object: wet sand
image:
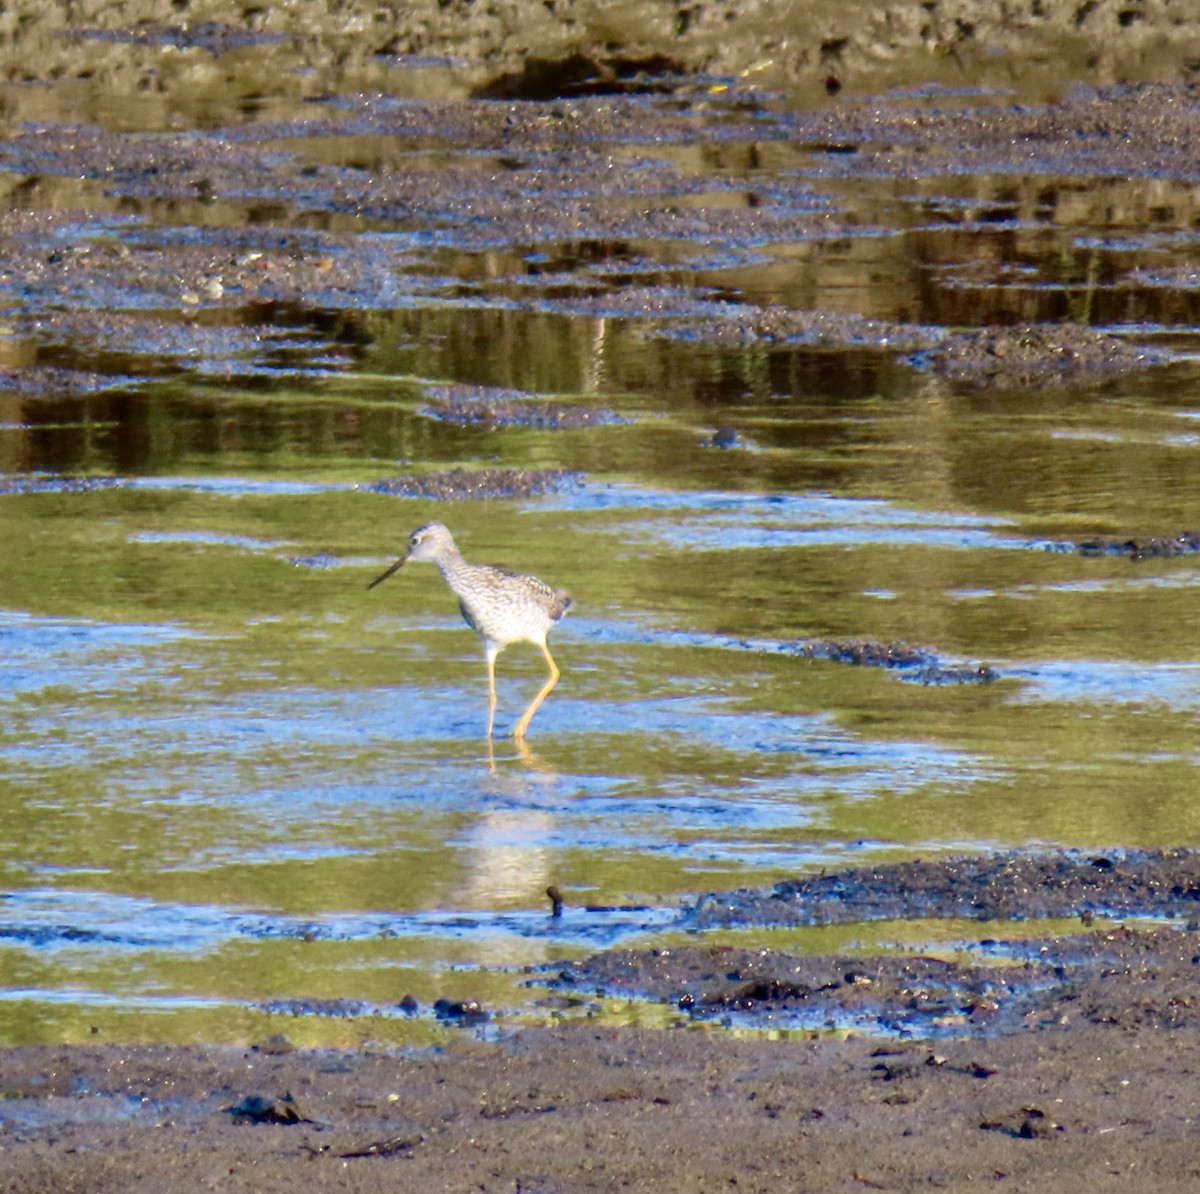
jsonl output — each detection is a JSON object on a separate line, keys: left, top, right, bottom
{"left": 1, "top": 938, "right": 1198, "bottom": 1192}
{"left": 6, "top": 850, "right": 1200, "bottom": 1191}
{"left": 3, "top": 1019, "right": 1199, "bottom": 1192}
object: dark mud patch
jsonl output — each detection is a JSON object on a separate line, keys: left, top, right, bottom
{"left": 0, "top": 473, "right": 122, "bottom": 495}
{"left": 787, "top": 83, "right": 1200, "bottom": 182}
{"left": 652, "top": 303, "right": 940, "bottom": 350}
{"left": 18, "top": 310, "right": 340, "bottom": 378}
{"left": 790, "top": 638, "right": 997, "bottom": 684}
{"left": 0, "top": 366, "right": 128, "bottom": 395}
{"left": 256, "top": 998, "right": 372, "bottom": 1020}
{"left": 906, "top": 323, "right": 1169, "bottom": 389}
{"left": 1036, "top": 529, "right": 1200, "bottom": 559}
{"left": 419, "top": 382, "right": 628, "bottom": 428}
{"left": 0, "top": 214, "right": 434, "bottom": 316}
{"left": 0, "top": 118, "right": 848, "bottom": 253}
{"left": 361, "top": 466, "right": 584, "bottom": 500}
{"left": 685, "top": 848, "right": 1200, "bottom": 930}
{"left": 546, "top": 849, "right": 1200, "bottom": 1039}
{"left": 546, "top": 922, "right": 1200, "bottom": 1038}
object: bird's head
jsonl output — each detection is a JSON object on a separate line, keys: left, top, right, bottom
{"left": 367, "top": 523, "right": 455, "bottom": 589}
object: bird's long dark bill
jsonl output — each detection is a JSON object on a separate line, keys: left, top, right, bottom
{"left": 366, "top": 556, "right": 407, "bottom": 590}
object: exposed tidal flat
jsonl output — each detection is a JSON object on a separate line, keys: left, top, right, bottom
{"left": 1, "top": 1, "right": 1200, "bottom": 1188}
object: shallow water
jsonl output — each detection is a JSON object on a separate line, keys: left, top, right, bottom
{"left": 0, "top": 54, "right": 1199, "bottom": 1044}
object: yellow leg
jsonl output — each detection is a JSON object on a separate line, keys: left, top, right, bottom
{"left": 513, "top": 643, "right": 560, "bottom": 740}
{"left": 485, "top": 646, "right": 498, "bottom": 739}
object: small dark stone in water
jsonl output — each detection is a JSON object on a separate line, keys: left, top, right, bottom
{"left": 433, "top": 998, "right": 489, "bottom": 1024}
{"left": 398, "top": 993, "right": 419, "bottom": 1015}
{"left": 705, "top": 425, "right": 740, "bottom": 449}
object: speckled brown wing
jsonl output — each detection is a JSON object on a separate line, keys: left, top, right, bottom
{"left": 453, "top": 563, "right": 570, "bottom": 645}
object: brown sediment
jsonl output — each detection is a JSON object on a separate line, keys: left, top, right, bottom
{"left": 652, "top": 303, "right": 941, "bottom": 350}
{"left": 906, "top": 323, "right": 1170, "bottom": 389}
{"left": 360, "top": 466, "right": 584, "bottom": 499}
{"left": 420, "top": 382, "right": 628, "bottom": 428}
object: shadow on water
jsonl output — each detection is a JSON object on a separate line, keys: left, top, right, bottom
{"left": 0, "top": 39, "right": 1199, "bottom": 1042}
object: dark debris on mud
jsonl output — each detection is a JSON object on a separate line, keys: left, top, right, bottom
{"left": 361, "top": 466, "right": 584, "bottom": 500}
{"left": 905, "top": 323, "right": 1169, "bottom": 389}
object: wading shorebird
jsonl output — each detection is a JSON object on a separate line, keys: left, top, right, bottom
{"left": 367, "top": 523, "right": 571, "bottom": 739}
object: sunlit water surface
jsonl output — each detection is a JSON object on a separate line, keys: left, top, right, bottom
{"left": 0, "top": 58, "right": 1199, "bottom": 1044}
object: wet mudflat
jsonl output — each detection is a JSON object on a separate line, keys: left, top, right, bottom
{"left": 7, "top": 854, "right": 1200, "bottom": 1192}
{"left": 3, "top": 1009, "right": 1200, "bottom": 1193}
{"left": 555, "top": 848, "right": 1200, "bottom": 1037}
{"left": 2, "top": 0, "right": 1200, "bottom": 1187}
